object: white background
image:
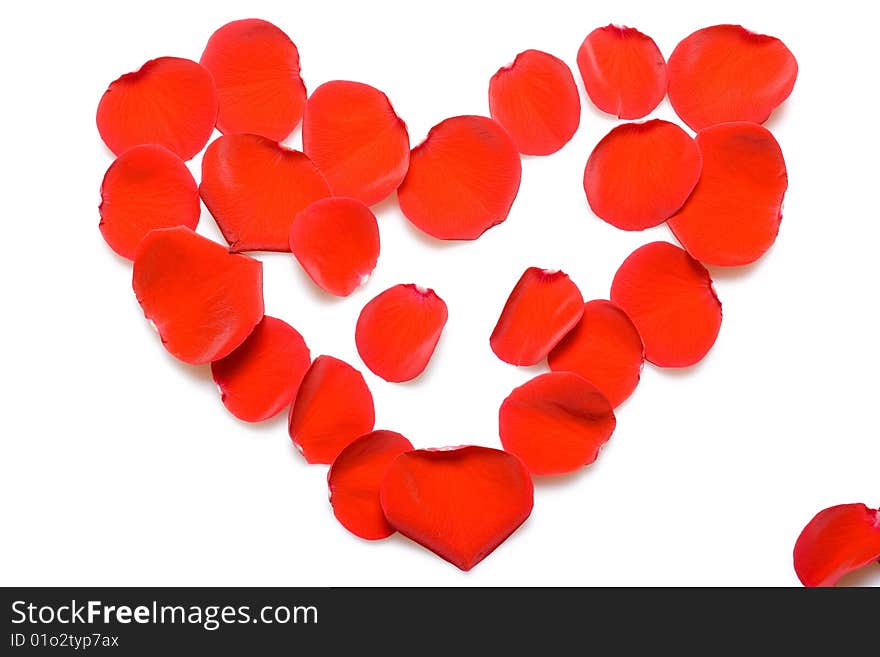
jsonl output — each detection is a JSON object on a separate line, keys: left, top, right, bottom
{"left": 1, "top": 0, "right": 878, "bottom": 587}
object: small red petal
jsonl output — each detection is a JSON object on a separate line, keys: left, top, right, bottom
{"left": 380, "top": 446, "right": 534, "bottom": 571}
{"left": 397, "top": 115, "right": 522, "bottom": 240}
{"left": 548, "top": 300, "right": 645, "bottom": 407}
{"left": 668, "top": 25, "right": 798, "bottom": 131}
{"left": 490, "top": 268, "right": 584, "bottom": 366}
{"left": 303, "top": 81, "right": 410, "bottom": 206}
{"left": 99, "top": 144, "right": 200, "bottom": 259}
{"left": 200, "top": 19, "right": 306, "bottom": 142}
{"left": 668, "top": 122, "right": 788, "bottom": 266}
{"left": 488, "top": 49, "right": 581, "bottom": 156}
{"left": 328, "top": 430, "right": 414, "bottom": 540}
{"left": 794, "top": 503, "right": 880, "bottom": 587}
{"left": 200, "top": 134, "right": 330, "bottom": 252}
{"left": 132, "top": 227, "right": 264, "bottom": 365}
{"left": 96, "top": 57, "right": 218, "bottom": 161}
{"left": 211, "top": 316, "right": 311, "bottom": 422}
{"left": 288, "top": 355, "right": 375, "bottom": 464}
{"left": 584, "top": 120, "right": 702, "bottom": 231}
{"left": 355, "top": 284, "right": 448, "bottom": 383}
{"left": 576, "top": 25, "right": 667, "bottom": 120}
{"left": 610, "top": 242, "right": 721, "bottom": 368}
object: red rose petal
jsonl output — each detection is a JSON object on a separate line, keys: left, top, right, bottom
{"left": 380, "top": 446, "right": 534, "bottom": 571}
{"left": 210, "top": 316, "right": 311, "bottom": 422}
{"left": 288, "top": 355, "right": 375, "bottom": 464}
{"left": 584, "top": 120, "right": 702, "bottom": 231}
{"left": 355, "top": 284, "right": 448, "bottom": 383}
{"left": 132, "top": 227, "right": 264, "bottom": 365}
{"left": 99, "top": 144, "right": 200, "bottom": 260}
{"left": 328, "top": 430, "right": 414, "bottom": 540}
{"left": 499, "top": 372, "right": 616, "bottom": 475}
{"left": 488, "top": 49, "right": 581, "bottom": 156}
{"left": 96, "top": 57, "right": 218, "bottom": 161}
{"left": 548, "top": 300, "right": 645, "bottom": 408}
{"left": 490, "top": 268, "right": 584, "bottom": 366}
{"left": 200, "top": 18, "right": 306, "bottom": 142}
{"left": 303, "top": 81, "right": 410, "bottom": 206}
{"left": 668, "top": 24, "right": 798, "bottom": 131}
{"left": 610, "top": 242, "right": 721, "bottom": 368}
{"left": 200, "top": 134, "right": 330, "bottom": 252}
{"left": 398, "top": 115, "right": 522, "bottom": 240}
{"left": 668, "top": 122, "right": 788, "bottom": 266}
{"left": 576, "top": 25, "right": 667, "bottom": 120}
{"left": 794, "top": 503, "right": 880, "bottom": 587}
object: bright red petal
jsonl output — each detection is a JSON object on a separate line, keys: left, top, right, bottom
{"left": 380, "top": 446, "right": 534, "bottom": 571}
{"left": 96, "top": 57, "right": 217, "bottom": 161}
{"left": 200, "top": 18, "right": 306, "bottom": 142}
{"left": 328, "top": 430, "right": 414, "bottom": 540}
{"left": 488, "top": 49, "right": 581, "bottom": 155}
{"left": 668, "top": 25, "right": 798, "bottom": 131}
{"left": 355, "top": 284, "right": 448, "bottom": 383}
{"left": 397, "top": 115, "right": 522, "bottom": 240}
{"left": 211, "top": 315, "right": 311, "bottom": 422}
{"left": 200, "top": 134, "right": 330, "bottom": 252}
{"left": 99, "top": 144, "right": 200, "bottom": 259}
{"left": 610, "top": 242, "right": 721, "bottom": 368}
{"left": 303, "top": 81, "right": 410, "bottom": 206}
{"left": 584, "top": 120, "right": 702, "bottom": 231}
{"left": 132, "top": 227, "right": 264, "bottom": 365}
{"left": 669, "top": 122, "right": 788, "bottom": 266}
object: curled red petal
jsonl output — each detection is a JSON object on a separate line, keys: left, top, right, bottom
{"left": 289, "top": 197, "right": 380, "bottom": 296}
{"left": 303, "top": 81, "right": 410, "bottom": 206}
{"left": 288, "top": 355, "right": 375, "bottom": 464}
{"left": 96, "top": 57, "right": 218, "bottom": 161}
{"left": 548, "top": 300, "right": 644, "bottom": 408}
{"left": 668, "top": 122, "right": 788, "bottom": 266}
{"left": 488, "top": 49, "right": 581, "bottom": 155}
{"left": 355, "top": 284, "right": 448, "bottom": 383}
{"left": 610, "top": 242, "right": 721, "bottom": 368}
{"left": 397, "top": 115, "right": 522, "bottom": 240}
{"left": 668, "top": 25, "right": 798, "bottom": 131}
{"left": 99, "top": 144, "right": 200, "bottom": 259}
{"left": 200, "top": 18, "right": 306, "bottom": 142}
{"left": 490, "top": 268, "right": 584, "bottom": 366}
{"left": 210, "top": 315, "right": 311, "bottom": 422}
{"left": 584, "top": 120, "right": 702, "bottom": 231}
{"left": 200, "top": 134, "right": 330, "bottom": 252}
{"left": 576, "top": 25, "right": 667, "bottom": 119}
{"left": 379, "top": 446, "right": 534, "bottom": 571}
{"left": 132, "top": 227, "right": 264, "bottom": 365}
{"left": 328, "top": 430, "right": 414, "bottom": 540}
{"left": 794, "top": 503, "right": 880, "bottom": 587}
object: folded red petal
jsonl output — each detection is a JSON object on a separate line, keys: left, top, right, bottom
{"left": 99, "top": 144, "right": 200, "bottom": 259}
{"left": 96, "top": 57, "right": 218, "bottom": 161}
{"left": 584, "top": 120, "right": 702, "bottom": 231}
{"left": 355, "top": 284, "right": 448, "bottom": 382}
{"left": 610, "top": 242, "right": 721, "bottom": 368}
{"left": 132, "top": 227, "right": 264, "bottom": 365}
{"left": 200, "top": 18, "right": 306, "bottom": 142}
{"left": 328, "top": 430, "right": 414, "bottom": 540}
{"left": 200, "top": 134, "right": 330, "bottom": 252}
{"left": 668, "top": 25, "right": 798, "bottom": 131}
{"left": 211, "top": 316, "right": 311, "bottom": 422}
{"left": 379, "top": 446, "right": 534, "bottom": 571}
{"left": 288, "top": 355, "right": 375, "bottom": 464}
{"left": 794, "top": 503, "right": 880, "bottom": 587}
{"left": 669, "top": 122, "right": 788, "bottom": 266}
{"left": 576, "top": 25, "right": 667, "bottom": 119}
{"left": 398, "top": 115, "right": 522, "bottom": 240}
{"left": 303, "top": 81, "right": 410, "bottom": 206}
